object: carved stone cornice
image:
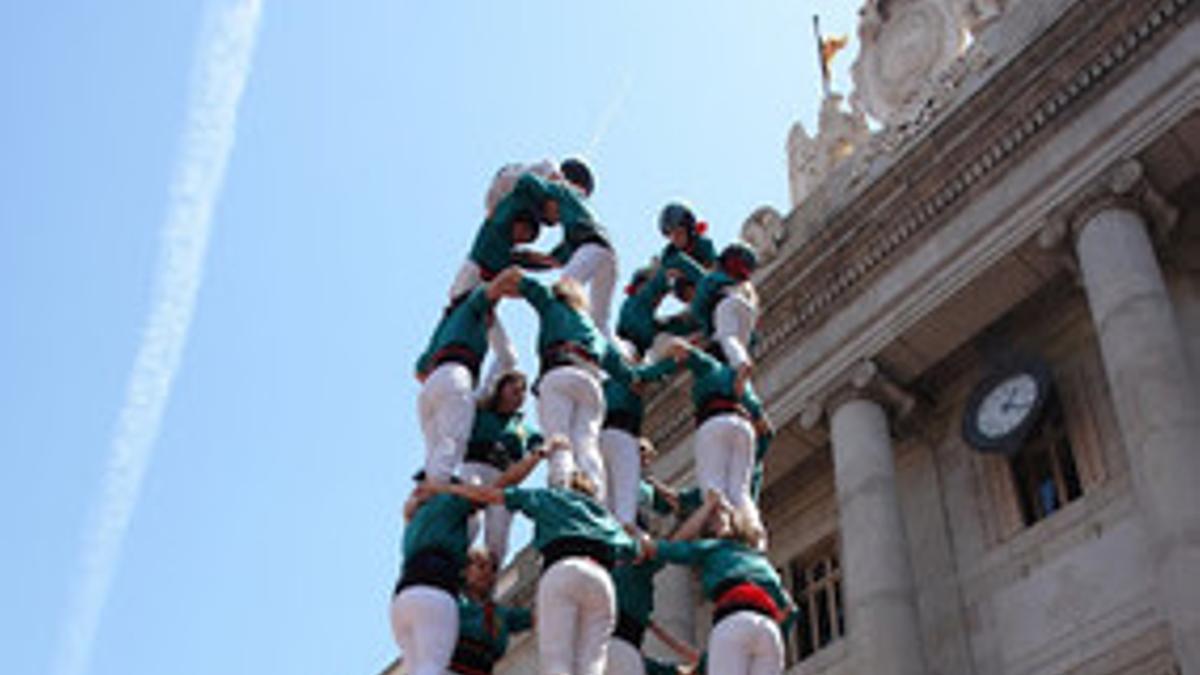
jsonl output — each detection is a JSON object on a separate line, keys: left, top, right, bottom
{"left": 1038, "top": 158, "right": 1182, "bottom": 255}
{"left": 750, "top": 0, "right": 1195, "bottom": 372}
{"left": 799, "top": 360, "right": 917, "bottom": 431}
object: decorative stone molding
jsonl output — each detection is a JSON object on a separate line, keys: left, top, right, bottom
{"left": 741, "top": 206, "right": 785, "bottom": 265}
{"left": 752, "top": 0, "right": 1194, "bottom": 369}
{"left": 799, "top": 359, "right": 917, "bottom": 430}
{"left": 850, "top": 0, "right": 968, "bottom": 126}
{"left": 866, "top": 42, "right": 994, "bottom": 155}
{"left": 1039, "top": 159, "right": 1182, "bottom": 253}
{"left": 787, "top": 94, "right": 873, "bottom": 208}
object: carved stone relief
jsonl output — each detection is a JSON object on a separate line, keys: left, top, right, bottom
{"left": 741, "top": 206, "right": 785, "bottom": 264}
{"left": 850, "top": 0, "right": 967, "bottom": 126}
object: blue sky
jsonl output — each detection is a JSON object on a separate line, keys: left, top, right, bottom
{"left": 0, "top": 2, "right": 859, "bottom": 673}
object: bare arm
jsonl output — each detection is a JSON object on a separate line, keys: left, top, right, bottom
{"left": 646, "top": 475, "right": 680, "bottom": 514}
{"left": 494, "top": 436, "right": 562, "bottom": 488}
{"left": 670, "top": 489, "right": 725, "bottom": 542}
{"left": 648, "top": 622, "right": 701, "bottom": 665}
{"left": 490, "top": 266, "right": 525, "bottom": 299}
{"left": 421, "top": 481, "right": 506, "bottom": 506}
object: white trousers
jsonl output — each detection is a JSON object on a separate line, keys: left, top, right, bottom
{"left": 448, "top": 260, "right": 518, "bottom": 396}
{"left": 694, "top": 414, "right": 758, "bottom": 521}
{"left": 461, "top": 460, "right": 514, "bottom": 562}
{"left": 418, "top": 362, "right": 476, "bottom": 482}
{"left": 538, "top": 366, "right": 606, "bottom": 499}
{"left": 390, "top": 585, "right": 460, "bottom": 675}
{"left": 708, "top": 611, "right": 783, "bottom": 675}
{"left": 713, "top": 292, "right": 757, "bottom": 369}
{"left": 599, "top": 428, "right": 641, "bottom": 525}
{"left": 537, "top": 557, "right": 616, "bottom": 675}
{"left": 604, "top": 636, "right": 646, "bottom": 675}
{"left": 562, "top": 243, "right": 617, "bottom": 336}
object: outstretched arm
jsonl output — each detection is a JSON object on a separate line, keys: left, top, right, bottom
{"left": 512, "top": 248, "right": 561, "bottom": 271}
{"left": 648, "top": 622, "right": 701, "bottom": 665}
{"left": 494, "top": 436, "right": 561, "bottom": 488}
{"left": 671, "top": 489, "right": 726, "bottom": 542}
{"left": 420, "top": 481, "right": 505, "bottom": 506}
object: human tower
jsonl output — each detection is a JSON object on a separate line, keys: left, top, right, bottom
{"left": 392, "top": 158, "right": 796, "bottom": 675}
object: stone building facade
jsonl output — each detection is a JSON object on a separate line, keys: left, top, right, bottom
{"left": 385, "top": 1, "right": 1200, "bottom": 673}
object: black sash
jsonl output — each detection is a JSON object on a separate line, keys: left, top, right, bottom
{"left": 612, "top": 611, "right": 647, "bottom": 647}
{"left": 465, "top": 441, "right": 512, "bottom": 470}
{"left": 450, "top": 637, "right": 498, "bottom": 675}
{"left": 695, "top": 396, "right": 750, "bottom": 426}
{"left": 394, "top": 548, "right": 460, "bottom": 596}
{"left": 602, "top": 409, "right": 641, "bottom": 436}
{"left": 540, "top": 536, "right": 614, "bottom": 574}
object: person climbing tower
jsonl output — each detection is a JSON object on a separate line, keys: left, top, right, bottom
{"left": 461, "top": 370, "right": 544, "bottom": 562}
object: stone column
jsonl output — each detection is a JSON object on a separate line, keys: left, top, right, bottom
{"left": 830, "top": 394, "right": 927, "bottom": 675}
{"left": 1075, "top": 204, "right": 1200, "bottom": 672}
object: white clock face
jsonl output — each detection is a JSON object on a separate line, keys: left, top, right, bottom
{"left": 976, "top": 373, "right": 1040, "bottom": 439}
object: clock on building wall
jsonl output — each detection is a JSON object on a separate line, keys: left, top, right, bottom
{"left": 962, "top": 356, "right": 1054, "bottom": 455}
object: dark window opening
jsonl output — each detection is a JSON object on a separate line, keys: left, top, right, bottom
{"left": 1010, "top": 400, "right": 1083, "bottom": 527}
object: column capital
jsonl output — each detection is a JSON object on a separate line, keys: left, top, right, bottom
{"left": 799, "top": 359, "right": 917, "bottom": 430}
{"left": 1038, "top": 158, "right": 1180, "bottom": 255}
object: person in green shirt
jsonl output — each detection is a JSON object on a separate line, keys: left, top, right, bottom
{"left": 423, "top": 464, "right": 643, "bottom": 675}
{"left": 615, "top": 265, "right": 673, "bottom": 358}
{"left": 493, "top": 268, "right": 663, "bottom": 503}
{"left": 452, "top": 164, "right": 573, "bottom": 395}
{"left": 390, "top": 489, "right": 474, "bottom": 675}
{"left": 450, "top": 548, "right": 534, "bottom": 675}
{"left": 415, "top": 277, "right": 506, "bottom": 483}
{"left": 392, "top": 443, "right": 549, "bottom": 675}
{"left": 643, "top": 492, "right": 795, "bottom": 675}
{"left": 525, "top": 164, "right": 618, "bottom": 336}
{"left": 461, "top": 370, "right": 544, "bottom": 563}
{"left": 690, "top": 242, "right": 760, "bottom": 374}
{"left": 600, "top": 342, "right": 685, "bottom": 525}
{"left": 659, "top": 202, "right": 718, "bottom": 277}
{"left": 680, "top": 343, "right": 772, "bottom": 532}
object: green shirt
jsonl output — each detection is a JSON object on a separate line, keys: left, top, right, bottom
{"left": 643, "top": 658, "right": 680, "bottom": 675}
{"left": 512, "top": 173, "right": 608, "bottom": 262}
{"left": 684, "top": 349, "right": 763, "bottom": 418}
{"left": 414, "top": 287, "right": 493, "bottom": 378}
{"left": 654, "top": 539, "right": 789, "bottom": 613}
{"left": 750, "top": 427, "right": 774, "bottom": 500}
{"left": 402, "top": 494, "right": 474, "bottom": 570}
{"left": 689, "top": 270, "right": 737, "bottom": 336}
{"left": 602, "top": 358, "right": 677, "bottom": 434}
{"left": 469, "top": 173, "right": 553, "bottom": 274}
{"left": 612, "top": 557, "right": 666, "bottom": 625}
{"left": 466, "top": 409, "right": 543, "bottom": 470}
{"left": 638, "top": 480, "right": 677, "bottom": 516}
{"left": 616, "top": 268, "right": 671, "bottom": 353}
{"left": 644, "top": 653, "right": 707, "bottom": 675}
{"left": 455, "top": 596, "right": 533, "bottom": 659}
{"left": 657, "top": 310, "right": 699, "bottom": 338}
{"left": 503, "top": 486, "right": 639, "bottom": 560}
{"left": 518, "top": 277, "right": 635, "bottom": 384}
{"left": 661, "top": 235, "right": 717, "bottom": 279}
{"left": 528, "top": 172, "right": 609, "bottom": 260}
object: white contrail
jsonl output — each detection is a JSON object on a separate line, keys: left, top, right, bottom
{"left": 51, "top": 3, "right": 263, "bottom": 675}
{"left": 585, "top": 69, "right": 635, "bottom": 158}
